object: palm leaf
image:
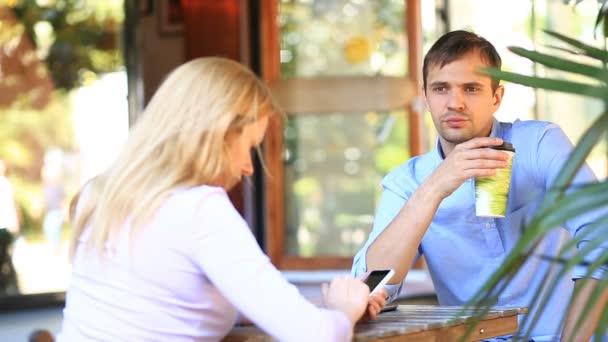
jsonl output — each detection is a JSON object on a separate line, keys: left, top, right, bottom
{"left": 490, "top": 179, "right": 608, "bottom": 282}
{"left": 482, "top": 68, "right": 608, "bottom": 99}
{"left": 466, "top": 5, "right": 608, "bottom": 341}
{"left": 461, "top": 181, "right": 608, "bottom": 339}
{"left": 535, "top": 181, "right": 608, "bottom": 230}
{"left": 596, "top": 298, "right": 608, "bottom": 339}
{"left": 594, "top": 0, "right": 608, "bottom": 38}
{"left": 507, "top": 46, "right": 608, "bottom": 82}
{"left": 566, "top": 263, "right": 608, "bottom": 340}
{"left": 463, "top": 119, "right": 608, "bottom": 339}
{"left": 522, "top": 222, "right": 608, "bottom": 340}
{"left": 542, "top": 45, "right": 587, "bottom": 56}
{"left": 543, "top": 30, "right": 608, "bottom": 62}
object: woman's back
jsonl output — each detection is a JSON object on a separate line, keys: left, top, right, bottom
{"left": 58, "top": 186, "right": 238, "bottom": 341}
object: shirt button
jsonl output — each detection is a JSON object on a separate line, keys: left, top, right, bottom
{"left": 485, "top": 222, "right": 491, "bottom": 229}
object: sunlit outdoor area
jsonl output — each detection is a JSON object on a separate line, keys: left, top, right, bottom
{"left": 0, "top": 0, "right": 128, "bottom": 296}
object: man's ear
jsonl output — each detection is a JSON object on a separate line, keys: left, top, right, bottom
{"left": 493, "top": 85, "right": 505, "bottom": 107}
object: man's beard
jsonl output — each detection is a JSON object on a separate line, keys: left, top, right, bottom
{"left": 439, "top": 128, "right": 474, "bottom": 145}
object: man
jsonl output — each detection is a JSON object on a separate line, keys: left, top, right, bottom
{"left": 352, "top": 30, "right": 607, "bottom": 341}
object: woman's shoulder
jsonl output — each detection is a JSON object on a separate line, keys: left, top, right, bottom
{"left": 184, "top": 184, "right": 227, "bottom": 197}
{"left": 171, "top": 184, "right": 225, "bottom": 201}
{"left": 167, "top": 185, "right": 234, "bottom": 215}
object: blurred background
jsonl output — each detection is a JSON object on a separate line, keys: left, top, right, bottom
{"left": 0, "top": 0, "right": 605, "bottom": 316}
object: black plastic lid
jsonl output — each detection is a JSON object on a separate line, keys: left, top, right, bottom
{"left": 490, "top": 141, "right": 515, "bottom": 152}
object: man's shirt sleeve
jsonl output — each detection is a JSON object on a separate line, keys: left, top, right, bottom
{"left": 351, "top": 173, "right": 415, "bottom": 302}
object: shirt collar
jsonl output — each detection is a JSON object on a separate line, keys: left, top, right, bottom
{"left": 433, "top": 118, "right": 501, "bottom": 161}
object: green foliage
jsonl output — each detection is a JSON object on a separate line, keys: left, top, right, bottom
{"left": 11, "top": 0, "right": 123, "bottom": 90}
{"left": 0, "top": 93, "right": 74, "bottom": 176}
{"left": 464, "top": 5, "right": 608, "bottom": 339}
{"left": 1, "top": 1, "right": 123, "bottom": 239}
{"left": 1, "top": 93, "right": 75, "bottom": 237}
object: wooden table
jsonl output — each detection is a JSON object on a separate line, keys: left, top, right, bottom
{"left": 224, "top": 305, "right": 527, "bottom": 341}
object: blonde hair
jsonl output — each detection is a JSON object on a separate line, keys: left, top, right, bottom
{"left": 70, "top": 57, "right": 280, "bottom": 257}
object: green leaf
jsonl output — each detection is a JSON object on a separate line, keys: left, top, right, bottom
{"left": 482, "top": 68, "right": 608, "bottom": 99}
{"left": 596, "top": 296, "right": 608, "bottom": 339}
{"left": 469, "top": 7, "right": 608, "bottom": 340}
{"left": 462, "top": 182, "right": 608, "bottom": 338}
{"left": 508, "top": 46, "right": 608, "bottom": 82}
{"left": 521, "top": 221, "right": 608, "bottom": 339}
{"left": 544, "top": 30, "right": 608, "bottom": 62}
{"left": 557, "top": 254, "right": 608, "bottom": 341}
{"left": 535, "top": 181, "right": 608, "bottom": 230}
{"left": 596, "top": 312, "right": 608, "bottom": 340}
{"left": 595, "top": 2, "right": 605, "bottom": 34}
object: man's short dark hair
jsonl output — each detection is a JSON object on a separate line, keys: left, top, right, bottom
{"left": 423, "top": 30, "right": 502, "bottom": 92}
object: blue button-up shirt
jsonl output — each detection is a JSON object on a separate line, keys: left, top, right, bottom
{"left": 352, "top": 119, "right": 607, "bottom": 340}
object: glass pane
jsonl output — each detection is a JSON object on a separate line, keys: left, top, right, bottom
{"left": 284, "top": 111, "right": 409, "bottom": 257}
{"left": 534, "top": 0, "right": 607, "bottom": 180}
{"left": 279, "top": 0, "right": 406, "bottom": 77}
{"left": 0, "top": 2, "right": 127, "bottom": 296}
{"left": 278, "top": 0, "right": 409, "bottom": 257}
{"left": 446, "top": 0, "right": 607, "bottom": 180}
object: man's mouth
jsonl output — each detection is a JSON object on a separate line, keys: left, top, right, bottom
{"left": 443, "top": 115, "right": 468, "bottom": 128}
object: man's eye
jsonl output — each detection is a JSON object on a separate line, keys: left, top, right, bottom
{"left": 466, "top": 87, "right": 479, "bottom": 93}
{"left": 433, "top": 87, "right": 446, "bottom": 92}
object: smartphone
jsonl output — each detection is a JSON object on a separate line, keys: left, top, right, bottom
{"left": 380, "top": 303, "right": 398, "bottom": 313}
{"left": 363, "top": 269, "right": 395, "bottom": 296}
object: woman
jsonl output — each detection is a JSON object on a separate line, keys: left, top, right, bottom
{"left": 57, "top": 57, "right": 386, "bottom": 341}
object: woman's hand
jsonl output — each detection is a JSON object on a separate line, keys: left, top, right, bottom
{"left": 362, "top": 288, "right": 388, "bottom": 321}
{"left": 321, "top": 276, "right": 370, "bottom": 325}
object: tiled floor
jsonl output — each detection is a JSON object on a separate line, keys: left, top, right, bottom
{"left": 0, "top": 306, "right": 63, "bottom": 341}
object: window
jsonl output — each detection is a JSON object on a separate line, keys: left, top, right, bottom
{"left": 260, "top": 0, "right": 424, "bottom": 269}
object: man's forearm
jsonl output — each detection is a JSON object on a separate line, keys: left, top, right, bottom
{"left": 366, "top": 180, "right": 443, "bottom": 284}
{"left": 562, "top": 278, "right": 608, "bottom": 341}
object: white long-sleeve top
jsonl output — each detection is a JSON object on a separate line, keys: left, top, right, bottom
{"left": 57, "top": 185, "right": 352, "bottom": 342}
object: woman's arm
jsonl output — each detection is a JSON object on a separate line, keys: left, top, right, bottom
{"left": 190, "top": 191, "right": 362, "bottom": 342}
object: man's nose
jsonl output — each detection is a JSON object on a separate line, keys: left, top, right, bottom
{"left": 447, "top": 90, "right": 465, "bottom": 111}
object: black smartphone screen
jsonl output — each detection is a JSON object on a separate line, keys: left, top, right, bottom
{"left": 364, "top": 270, "right": 390, "bottom": 292}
